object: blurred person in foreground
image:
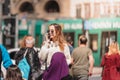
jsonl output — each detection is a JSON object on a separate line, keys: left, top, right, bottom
{"left": 0, "top": 44, "right": 13, "bottom": 80}
{"left": 5, "top": 65, "right": 24, "bottom": 80}
{"left": 101, "top": 42, "right": 120, "bottom": 80}
{"left": 14, "top": 35, "right": 42, "bottom": 80}
{"left": 71, "top": 35, "right": 94, "bottom": 80}
{"left": 39, "top": 23, "right": 72, "bottom": 71}
{"left": 43, "top": 52, "right": 73, "bottom": 80}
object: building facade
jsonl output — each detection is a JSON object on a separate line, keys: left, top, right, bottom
{"left": 10, "top": 0, "right": 71, "bottom": 20}
{"left": 10, "top": 0, "right": 120, "bottom": 20}
{"left": 74, "top": 0, "right": 120, "bottom": 19}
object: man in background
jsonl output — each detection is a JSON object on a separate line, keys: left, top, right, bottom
{"left": 71, "top": 35, "right": 94, "bottom": 80}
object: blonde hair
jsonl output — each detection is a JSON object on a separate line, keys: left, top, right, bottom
{"left": 108, "top": 42, "right": 119, "bottom": 54}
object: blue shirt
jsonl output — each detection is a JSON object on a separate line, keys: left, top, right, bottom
{"left": 68, "top": 45, "right": 74, "bottom": 54}
{"left": 0, "top": 44, "right": 13, "bottom": 69}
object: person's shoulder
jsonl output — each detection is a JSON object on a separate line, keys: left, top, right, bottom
{"left": 84, "top": 47, "right": 92, "bottom": 51}
{"left": 0, "top": 44, "right": 7, "bottom": 52}
{"left": 64, "top": 43, "right": 68, "bottom": 46}
{"left": 73, "top": 47, "right": 79, "bottom": 51}
{"left": 33, "top": 47, "right": 40, "bottom": 53}
{"left": 0, "top": 44, "right": 2, "bottom": 47}
{"left": 0, "top": 44, "right": 5, "bottom": 48}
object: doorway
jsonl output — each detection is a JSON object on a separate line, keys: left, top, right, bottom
{"left": 101, "top": 31, "right": 117, "bottom": 57}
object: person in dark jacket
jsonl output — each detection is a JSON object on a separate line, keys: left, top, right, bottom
{"left": 0, "top": 44, "right": 13, "bottom": 80}
{"left": 14, "top": 35, "right": 42, "bottom": 80}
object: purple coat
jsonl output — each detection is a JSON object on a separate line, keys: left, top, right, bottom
{"left": 43, "top": 52, "right": 69, "bottom": 80}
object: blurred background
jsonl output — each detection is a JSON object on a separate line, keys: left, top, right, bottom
{"left": 0, "top": 0, "right": 120, "bottom": 67}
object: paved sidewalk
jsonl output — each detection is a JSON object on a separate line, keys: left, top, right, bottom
{"left": 92, "top": 67, "right": 102, "bottom": 76}
{"left": 89, "top": 67, "right": 102, "bottom": 80}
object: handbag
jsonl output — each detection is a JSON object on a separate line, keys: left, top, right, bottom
{"left": 18, "top": 49, "right": 30, "bottom": 80}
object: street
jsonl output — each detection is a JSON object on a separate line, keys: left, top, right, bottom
{"left": 89, "top": 67, "right": 102, "bottom": 80}
{"left": 89, "top": 75, "right": 102, "bottom": 80}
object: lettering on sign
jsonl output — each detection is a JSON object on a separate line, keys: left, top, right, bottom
{"left": 85, "top": 21, "right": 120, "bottom": 29}
{"left": 63, "top": 23, "right": 82, "bottom": 30}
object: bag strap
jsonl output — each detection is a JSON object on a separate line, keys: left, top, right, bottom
{"left": 24, "top": 49, "right": 28, "bottom": 57}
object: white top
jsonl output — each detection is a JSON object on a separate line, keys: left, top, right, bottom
{"left": 39, "top": 41, "right": 71, "bottom": 70}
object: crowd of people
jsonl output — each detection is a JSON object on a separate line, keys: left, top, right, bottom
{"left": 0, "top": 23, "right": 120, "bottom": 80}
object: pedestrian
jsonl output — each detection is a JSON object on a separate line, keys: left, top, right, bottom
{"left": 0, "top": 44, "right": 13, "bottom": 80}
{"left": 66, "top": 36, "right": 74, "bottom": 55}
{"left": 101, "top": 42, "right": 120, "bottom": 80}
{"left": 5, "top": 64, "right": 24, "bottom": 80}
{"left": 14, "top": 35, "right": 42, "bottom": 80}
{"left": 43, "top": 52, "right": 73, "bottom": 80}
{"left": 39, "top": 23, "right": 72, "bottom": 71}
{"left": 71, "top": 35, "right": 94, "bottom": 80}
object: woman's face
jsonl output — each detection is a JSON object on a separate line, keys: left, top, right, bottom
{"left": 49, "top": 25, "right": 56, "bottom": 39}
{"left": 25, "top": 36, "right": 35, "bottom": 47}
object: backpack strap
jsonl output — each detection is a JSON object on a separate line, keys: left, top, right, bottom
{"left": 24, "top": 49, "right": 28, "bottom": 57}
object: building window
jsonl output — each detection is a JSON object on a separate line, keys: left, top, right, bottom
{"left": 107, "top": 4, "right": 111, "bottom": 16}
{"left": 101, "top": 31, "right": 117, "bottom": 57}
{"left": 76, "top": 4, "right": 81, "bottom": 18}
{"left": 114, "top": 4, "right": 117, "bottom": 16}
{"left": 89, "top": 34, "right": 98, "bottom": 52}
{"left": 44, "top": 1, "right": 60, "bottom": 13}
{"left": 102, "top": 3, "right": 110, "bottom": 17}
{"left": 118, "top": 4, "right": 120, "bottom": 16}
{"left": 114, "top": 3, "right": 120, "bottom": 17}
{"left": 19, "top": 2, "right": 34, "bottom": 13}
{"left": 84, "top": 3, "right": 90, "bottom": 19}
{"left": 94, "top": 3, "right": 100, "bottom": 18}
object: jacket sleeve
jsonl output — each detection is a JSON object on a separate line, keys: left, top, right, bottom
{"left": 116, "top": 54, "right": 120, "bottom": 68}
{"left": 39, "top": 44, "right": 49, "bottom": 62}
{"left": 1, "top": 45, "right": 13, "bottom": 69}
{"left": 101, "top": 55, "right": 105, "bottom": 67}
{"left": 14, "top": 48, "right": 25, "bottom": 65}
